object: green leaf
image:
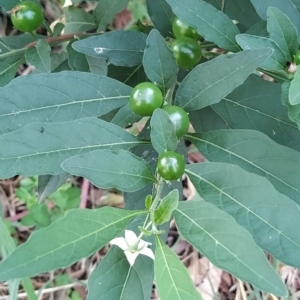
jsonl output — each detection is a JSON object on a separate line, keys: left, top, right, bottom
{"left": 0, "top": 118, "right": 143, "bottom": 178}
{"left": 267, "top": 7, "right": 298, "bottom": 62}
{"left": 174, "top": 49, "right": 272, "bottom": 111}
{"left": 0, "top": 0, "right": 38, "bottom": 10}
{"left": 143, "top": 30, "right": 178, "bottom": 93}
{"left": 212, "top": 75, "right": 300, "bottom": 151}
{"left": 86, "top": 56, "right": 108, "bottom": 75}
{"left": 111, "top": 103, "right": 141, "bottom": 128}
{"left": 174, "top": 201, "right": 288, "bottom": 297}
{"left": 72, "top": 31, "right": 147, "bottom": 67}
{"left": 67, "top": 41, "right": 90, "bottom": 72}
{"left": 94, "top": 0, "right": 130, "bottom": 32}
{"left": 289, "top": 66, "right": 300, "bottom": 105}
{"left": 250, "top": 0, "right": 300, "bottom": 42}
{"left": 187, "top": 130, "right": 300, "bottom": 204}
{"left": 0, "top": 71, "right": 131, "bottom": 134}
{"left": 25, "top": 40, "right": 51, "bottom": 73}
{"left": 0, "top": 55, "right": 24, "bottom": 87}
{"left": 189, "top": 107, "right": 228, "bottom": 132}
{"left": 62, "top": 149, "right": 157, "bottom": 192}
{"left": 186, "top": 162, "right": 300, "bottom": 268}
{"left": 87, "top": 246, "right": 153, "bottom": 300}
{"left": 64, "top": 6, "right": 96, "bottom": 34}
{"left": 38, "top": 173, "right": 70, "bottom": 202}
{"left": 0, "top": 207, "right": 143, "bottom": 280}
{"left": 154, "top": 190, "right": 179, "bottom": 225}
{"left": 146, "top": 0, "right": 174, "bottom": 37}
{"left": 246, "top": 21, "right": 268, "bottom": 36}
{"left": 166, "top": 0, "right": 240, "bottom": 51}
{"left": 155, "top": 235, "right": 201, "bottom": 300}
{"left": 236, "top": 34, "right": 285, "bottom": 70}
{"left": 150, "top": 109, "right": 178, "bottom": 154}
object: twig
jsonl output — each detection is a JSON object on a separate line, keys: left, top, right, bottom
{"left": 80, "top": 178, "right": 90, "bottom": 209}
{"left": 6, "top": 210, "right": 28, "bottom": 221}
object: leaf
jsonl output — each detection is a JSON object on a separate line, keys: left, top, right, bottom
{"left": 174, "top": 49, "right": 272, "bottom": 111}
{"left": 186, "top": 162, "right": 300, "bottom": 268}
{"left": 0, "top": 207, "right": 143, "bottom": 280}
{"left": 143, "top": 30, "right": 178, "bottom": 93}
{"left": 154, "top": 190, "right": 179, "bottom": 225}
{"left": 250, "top": 0, "right": 300, "bottom": 42}
{"left": 187, "top": 130, "right": 300, "bottom": 204}
{"left": 246, "top": 21, "right": 268, "bottom": 36}
{"left": 87, "top": 246, "right": 153, "bottom": 300}
{"left": 86, "top": 56, "right": 108, "bottom": 75}
{"left": 146, "top": 0, "right": 174, "bottom": 37}
{"left": 25, "top": 40, "right": 51, "bottom": 73}
{"left": 212, "top": 75, "right": 300, "bottom": 151}
{"left": 38, "top": 173, "right": 70, "bottom": 202}
{"left": 155, "top": 236, "right": 201, "bottom": 300}
{"left": 267, "top": 7, "right": 298, "bottom": 62}
{"left": 0, "top": 118, "right": 143, "bottom": 178}
{"left": 72, "top": 31, "right": 147, "bottom": 67}
{"left": 174, "top": 201, "right": 288, "bottom": 297}
{"left": 67, "top": 41, "right": 90, "bottom": 72}
{"left": 0, "top": 55, "right": 24, "bottom": 87}
{"left": 0, "top": 0, "right": 39, "bottom": 10}
{"left": 111, "top": 103, "right": 141, "bottom": 128}
{"left": 166, "top": 0, "right": 240, "bottom": 51}
{"left": 94, "top": 0, "right": 130, "bottom": 32}
{"left": 236, "top": 34, "right": 285, "bottom": 70}
{"left": 64, "top": 6, "right": 96, "bottom": 34}
{"left": 289, "top": 66, "right": 300, "bottom": 105}
{"left": 150, "top": 109, "right": 178, "bottom": 154}
{"left": 62, "top": 149, "right": 157, "bottom": 192}
{"left": 0, "top": 71, "right": 131, "bottom": 134}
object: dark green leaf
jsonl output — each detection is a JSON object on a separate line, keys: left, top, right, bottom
{"left": 86, "top": 56, "right": 108, "bottom": 75}
{"left": 175, "top": 49, "right": 272, "bottom": 111}
{"left": 212, "top": 75, "right": 300, "bottom": 151}
{"left": 246, "top": 21, "right": 268, "bottom": 36}
{"left": 143, "top": 29, "right": 178, "bottom": 93}
{"left": 187, "top": 130, "right": 300, "bottom": 204}
{"left": 154, "top": 190, "right": 179, "bottom": 225}
{"left": 186, "top": 162, "right": 300, "bottom": 268}
{"left": 67, "top": 41, "right": 90, "bottom": 72}
{"left": 72, "top": 31, "right": 147, "bottom": 67}
{"left": 94, "top": 0, "right": 130, "bottom": 32}
{"left": 0, "top": 208, "right": 143, "bottom": 280}
{"left": 38, "top": 173, "right": 70, "bottom": 202}
{"left": 62, "top": 150, "right": 157, "bottom": 192}
{"left": 155, "top": 236, "right": 201, "bottom": 300}
{"left": 146, "top": 0, "right": 174, "bottom": 37}
{"left": 267, "top": 7, "right": 298, "bottom": 62}
{"left": 166, "top": 0, "right": 240, "bottom": 51}
{"left": 236, "top": 34, "right": 285, "bottom": 70}
{"left": 0, "top": 0, "right": 38, "bottom": 10}
{"left": 0, "top": 71, "right": 131, "bottom": 134}
{"left": 64, "top": 6, "right": 96, "bottom": 34}
{"left": 150, "top": 109, "right": 178, "bottom": 154}
{"left": 25, "top": 40, "right": 51, "bottom": 73}
{"left": 289, "top": 67, "right": 300, "bottom": 105}
{"left": 0, "top": 118, "right": 143, "bottom": 178}
{"left": 111, "top": 103, "right": 141, "bottom": 128}
{"left": 0, "top": 56, "right": 24, "bottom": 87}
{"left": 174, "top": 201, "right": 288, "bottom": 297}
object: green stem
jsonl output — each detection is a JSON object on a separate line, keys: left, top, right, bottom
{"left": 149, "top": 177, "right": 164, "bottom": 232}
{"left": 43, "top": 20, "right": 53, "bottom": 36}
{"left": 22, "top": 278, "right": 38, "bottom": 300}
{"left": 165, "top": 85, "right": 176, "bottom": 105}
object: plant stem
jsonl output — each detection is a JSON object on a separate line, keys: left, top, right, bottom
{"left": 149, "top": 177, "right": 164, "bottom": 232}
{"left": 165, "top": 85, "right": 176, "bottom": 105}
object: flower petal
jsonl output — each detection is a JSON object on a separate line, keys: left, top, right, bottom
{"left": 124, "top": 250, "right": 139, "bottom": 266}
{"left": 125, "top": 230, "right": 138, "bottom": 246}
{"left": 139, "top": 247, "right": 155, "bottom": 260}
{"left": 110, "top": 237, "right": 128, "bottom": 250}
{"left": 138, "top": 239, "right": 152, "bottom": 249}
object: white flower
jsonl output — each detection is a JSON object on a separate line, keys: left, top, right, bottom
{"left": 110, "top": 230, "right": 155, "bottom": 266}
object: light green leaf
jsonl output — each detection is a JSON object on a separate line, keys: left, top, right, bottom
{"left": 267, "top": 7, "right": 298, "bottom": 62}
{"left": 64, "top": 6, "right": 96, "bottom": 34}
{"left": 174, "top": 49, "right": 272, "bottom": 111}
{"left": 0, "top": 207, "right": 143, "bottom": 280}
{"left": 72, "top": 31, "right": 147, "bottom": 67}
{"left": 166, "top": 0, "right": 240, "bottom": 51}
{"left": 250, "top": 0, "right": 300, "bottom": 42}
{"left": 0, "top": 71, "right": 131, "bottom": 134}
{"left": 154, "top": 190, "right": 179, "bottom": 225}
{"left": 94, "top": 0, "right": 129, "bottom": 32}
{"left": 289, "top": 66, "right": 300, "bottom": 105}
{"left": 25, "top": 40, "right": 51, "bottom": 73}
{"left": 187, "top": 130, "right": 300, "bottom": 204}
{"left": 212, "top": 75, "right": 300, "bottom": 151}
{"left": 155, "top": 235, "right": 201, "bottom": 300}
{"left": 186, "top": 162, "right": 300, "bottom": 268}
{"left": 174, "top": 201, "right": 288, "bottom": 297}
{"left": 143, "top": 29, "right": 178, "bottom": 93}
{"left": 0, "top": 118, "right": 143, "bottom": 178}
{"left": 236, "top": 34, "right": 285, "bottom": 70}
{"left": 62, "top": 149, "right": 157, "bottom": 192}
{"left": 150, "top": 109, "right": 178, "bottom": 154}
